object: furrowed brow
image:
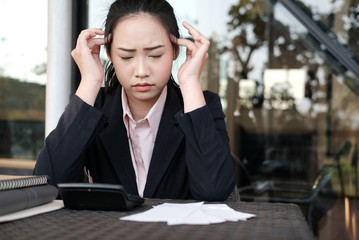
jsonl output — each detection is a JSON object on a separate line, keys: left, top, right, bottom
{"left": 144, "top": 45, "right": 165, "bottom": 51}
{"left": 117, "top": 45, "right": 165, "bottom": 52}
{"left": 118, "top": 47, "right": 135, "bottom": 52}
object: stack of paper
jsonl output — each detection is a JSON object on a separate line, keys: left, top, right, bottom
{"left": 120, "top": 202, "right": 255, "bottom": 225}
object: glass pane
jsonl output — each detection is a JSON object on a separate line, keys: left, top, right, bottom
{"left": 87, "top": 0, "right": 358, "bottom": 238}
{"left": 0, "top": 0, "right": 47, "bottom": 161}
{"left": 226, "top": 0, "right": 359, "bottom": 238}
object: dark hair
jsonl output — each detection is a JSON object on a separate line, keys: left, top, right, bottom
{"left": 104, "top": 0, "right": 180, "bottom": 92}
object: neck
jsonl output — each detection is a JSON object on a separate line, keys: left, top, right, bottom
{"left": 127, "top": 96, "right": 157, "bottom": 121}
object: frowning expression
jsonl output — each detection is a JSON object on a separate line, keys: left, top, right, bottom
{"left": 109, "top": 13, "right": 176, "bottom": 107}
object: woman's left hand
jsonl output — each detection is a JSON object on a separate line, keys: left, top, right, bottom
{"left": 172, "top": 22, "right": 209, "bottom": 112}
{"left": 172, "top": 21, "right": 210, "bottom": 87}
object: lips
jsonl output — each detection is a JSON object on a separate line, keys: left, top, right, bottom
{"left": 133, "top": 83, "right": 153, "bottom": 92}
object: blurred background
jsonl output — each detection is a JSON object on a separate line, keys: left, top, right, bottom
{"left": 0, "top": 0, "right": 358, "bottom": 238}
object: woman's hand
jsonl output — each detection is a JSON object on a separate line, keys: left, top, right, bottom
{"left": 172, "top": 22, "right": 209, "bottom": 112}
{"left": 72, "top": 28, "right": 107, "bottom": 106}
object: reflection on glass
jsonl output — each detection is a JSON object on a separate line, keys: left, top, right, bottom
{"left": 222, "top": 0, "right": 359, "bottom": 238}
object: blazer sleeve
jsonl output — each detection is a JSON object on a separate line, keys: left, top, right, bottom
{"left": 33, "top": 95, "right": 104, "bottom": 185}
{"left": 175, "top": 91, "right": 236, "bottom": 201}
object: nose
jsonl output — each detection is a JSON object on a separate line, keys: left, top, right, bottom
{"left": 134, "top": 57, "right": 149, "bottom": 78}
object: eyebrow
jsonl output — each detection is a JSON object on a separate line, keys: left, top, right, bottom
{"left": 117, "top": 45, "right": 165, "bottom": 52}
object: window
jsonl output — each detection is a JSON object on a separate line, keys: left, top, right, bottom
{"left": 0, "top": 0, "right": 355, "bottom": 237}
{"left": 87, "top": 1, "right": 359, "bottom": 237}
{"left": 0, "top": 0, "right": 47, "bottom": 171}
{"left": 225, "top": 0, "right": 358, "bottom": 238}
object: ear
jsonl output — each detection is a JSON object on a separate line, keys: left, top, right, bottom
{"left": 106, "top": 50, "right": 112, "bottom": 62}
{"left": 173, "top": 45, "right": 180, "bottom": 60}
{"left": 105, "top": 33, "right": 113, "bottom": 62}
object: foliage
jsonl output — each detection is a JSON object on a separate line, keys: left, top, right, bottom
{"left": 227, "top": 0, "right": 325, "bottom": 109}
{"left": 227, "top": 0, "right": 268, "bottom": 79}
{"left": 0, "top": 76, "right": 45, "bottom": 111}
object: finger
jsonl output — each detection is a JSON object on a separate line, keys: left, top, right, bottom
{"left": 182, "top": 21, "right": 201, "bottom": 38}
{"left": 87, "top": 37, "right": 106, "bottom": 50}
{"left": 181, "top": 22, "right": 210, "bottom": 48}
{"left": 176, "top": 36, "right": 209, "bottom": 62}
{"left": 89, "top": 42, "right": 103, "bottom": 55}
{"left": 176, "top": 38, "right": 196, "bottom": 59}
{"left": 74, "top": 30, "right": 105, "bottom": 55}
{"left": 193, "top": 36, "right": 210, "bottom": 57}
{"left": 77, "top": 29, "right": 105, "bottom": 47}
{"left": 174, "top": 37, "right": 196, "bottom": 51}
{"left": 77, "top": 29, "right": 104, "bottom": 44}
{"left": 84, "top": 28, "right": 105, "bottom": 37}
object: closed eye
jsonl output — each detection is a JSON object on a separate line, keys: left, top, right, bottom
{"left": 150, "top": 55, "right": 162, "bottom": 59}
{"left": 121, "top": 56, "right": 133, "bottom": 60}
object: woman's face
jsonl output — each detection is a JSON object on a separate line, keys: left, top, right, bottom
{"left": 109, "top": 13, "right": 176, "bottom": 106}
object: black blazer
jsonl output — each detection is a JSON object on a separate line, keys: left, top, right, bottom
{"left": 34, "top": 82, "right": 236, "bottom": 201}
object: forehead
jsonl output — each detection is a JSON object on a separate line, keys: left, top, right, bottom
{"left": 112, "top": 13, "right": 169, "bottom": 47}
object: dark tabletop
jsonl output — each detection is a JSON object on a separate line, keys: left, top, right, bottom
{"left": 0, "top": 199, "right": 314, "bottom": 240}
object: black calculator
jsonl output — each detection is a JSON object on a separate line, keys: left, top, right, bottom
{"left": 57, "top": 183, "right": 144, "bottom": 211}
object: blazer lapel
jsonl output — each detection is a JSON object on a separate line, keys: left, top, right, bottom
{"left": 144, "top": 84, "right": 184, "bottom": 197}
{"left": 97, "top": 83, "right": 185, "bottom": 197}
{"left": 99, "top": 87, "right": 138, "bottom": 195}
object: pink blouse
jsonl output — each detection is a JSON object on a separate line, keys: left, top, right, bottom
{"left": 122, "top": 86, "right": 167, "bottom": 197}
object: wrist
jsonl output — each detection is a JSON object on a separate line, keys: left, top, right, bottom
{"left": 180, "top": 81, "right": 206, "bottom": 113}
{"left": 75, "top": 79, "right": 102, "bottom": 106}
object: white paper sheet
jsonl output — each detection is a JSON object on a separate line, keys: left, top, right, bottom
{"left": 121, "top": 202, "right": 204, "bottom": 222}
{"left": 202, "top": 204, "right": 256, "bottom": 221}
{"left": 120, "top": 202, "right": 255, "bottom": 225}
{"left": 0, "top": 200, "right": 64, "bottom": 223}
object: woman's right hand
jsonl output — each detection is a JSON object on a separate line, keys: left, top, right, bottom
{"left": 72, "top": 28, "right": 107, "bottom": 106}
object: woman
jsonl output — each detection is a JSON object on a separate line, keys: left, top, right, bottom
{"left": 34, "top": 0, "right": 235, "bottom": 201}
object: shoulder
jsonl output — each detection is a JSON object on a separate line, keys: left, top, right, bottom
{"left": 203, "top": 90, "right": 220, "bottom": 103}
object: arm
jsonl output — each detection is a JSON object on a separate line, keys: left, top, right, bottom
{"left": 34, "top": 95, "right": 104, "bottom": 185}
{"left": 72, "top": 28, "right": 106, "bottom": 106}
{"left": 172, "top": 22, "right": 209, "bottom": 113}
{"left": 173, "top": 23, "right": 235, "bottom": 200}
{"left": 34, "top": 28, "right": 107, "bottom": 184}
{"left": 176, "top": 92, "right": 236, "bottom": 201}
